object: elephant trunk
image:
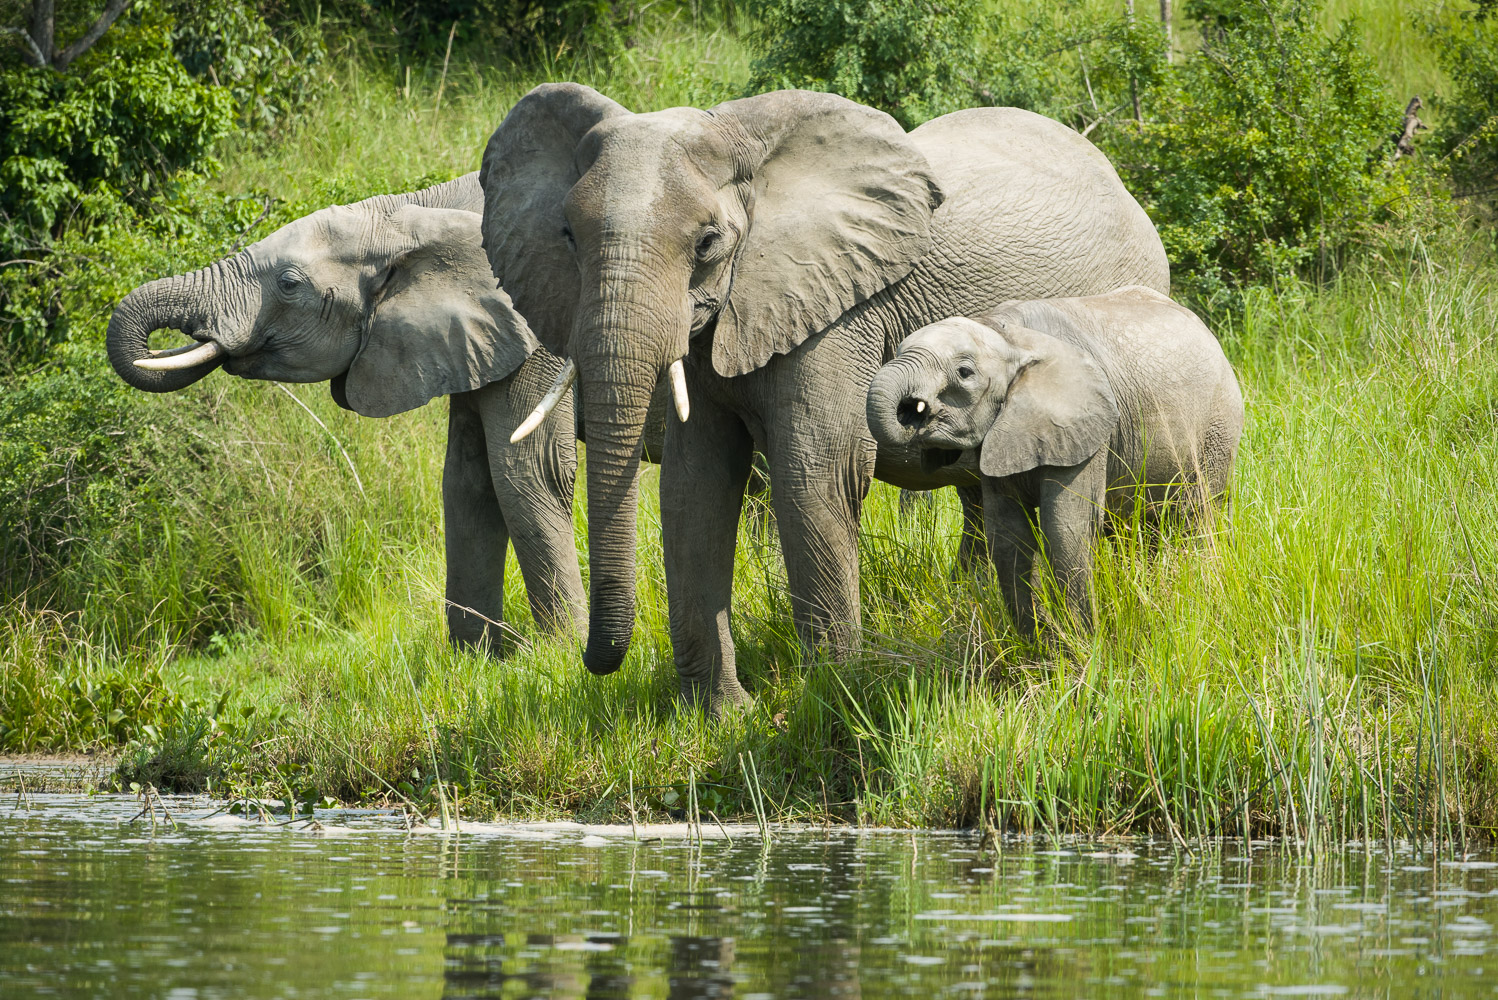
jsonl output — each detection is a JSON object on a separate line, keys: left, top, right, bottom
{"left": 866, "top": 354, "right": 940, "bottom": 448}
{"left": 574, "top": 280, "right": 690, "bottom": 676}
{"left": 106, "top": 257, "right": 256, "bottom": 392}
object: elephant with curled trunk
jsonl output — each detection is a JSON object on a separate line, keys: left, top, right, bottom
{"left": 866, "top": 287, "right": 1244, "bottom": 633}
{"left": 480, "top": 84, "right": 1170, "bottom": 713}
{"left": 106, "top": 173, "right": 588, "bottom": 649}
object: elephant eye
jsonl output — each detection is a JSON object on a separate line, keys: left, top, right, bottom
{"left": 695, "top": 228, "right": 721, "bottom": 262}
{"left": 561, "top": 225, "right": 576, "bottom": 252}
{"left": 957, "top": 364, "right": 976, "bottom": 380}
{"left": 277, "top": 270, "right": 302, "bottom": 293}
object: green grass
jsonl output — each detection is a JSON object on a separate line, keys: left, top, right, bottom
{"left": 8, "top": 244, "right": 1498, "bottom": 841}
{"left": 4, "top": 3, "right": 1497, "bottom": 842}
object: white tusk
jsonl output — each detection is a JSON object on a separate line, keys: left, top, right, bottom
{"left": 668, "top": 358, "right": 690, "bottom": 423}
{"left": 509, "top": 358, "right": 576, "bottom": 444}
{"left": 916, "top": 400, "right": 926, "bottom": 414}
{"left": 134, "top": 340, "right": 225, "bottom": 371}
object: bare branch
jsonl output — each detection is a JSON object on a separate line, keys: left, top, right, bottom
{"left": 0, "top": 25, "right": 46, "bottom": 66}
{"left": 52, "top": 0, "right": 132, "bottom": 71}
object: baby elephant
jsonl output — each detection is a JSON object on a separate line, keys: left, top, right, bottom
{"left": 866, "top": 285, "right": 1244, "bottom": 633}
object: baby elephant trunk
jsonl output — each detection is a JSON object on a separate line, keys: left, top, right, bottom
{"left": 866, "top": 356, "right": 942, "bottom": 448}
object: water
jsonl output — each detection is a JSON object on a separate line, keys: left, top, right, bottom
{"left": 4, "top": 789, "right": 1497, "bottom": 998}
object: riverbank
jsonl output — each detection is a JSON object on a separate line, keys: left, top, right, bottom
{"left": 3, "top": 3, "right": 1497, "bottom": 841}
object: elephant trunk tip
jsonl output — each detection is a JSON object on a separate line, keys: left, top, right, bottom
{"left": 583, "top": 632, "right": 629, "bottom": 675}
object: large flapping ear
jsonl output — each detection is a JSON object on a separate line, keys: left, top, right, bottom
{"left": 709, "top": 90, "right": 944, "bottom": 378}
{"left": 978, "top": 321, "right": 1119, "bottom": 479}
{"left": 342, "top": 206, "right": 539, "bottom": 418}
{"left": 479, "top": 83, "right": 630, "bottom": 356}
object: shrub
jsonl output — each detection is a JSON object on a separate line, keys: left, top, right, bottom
{"left": 743, "top": 0, "right": 988, "bottom": 128}
{"left": 1425, "top": 1, "right": 1498, "bottom": 236}
{"left": 168, "top": 0, "right": 326, "bottom": 134}
{"left": 1106, "top": 0, "right": 1407, "bottom": 304}
{"left": 324, "top": 0, "right": 683, "bottom": 60}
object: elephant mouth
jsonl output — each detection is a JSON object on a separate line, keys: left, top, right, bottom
{"left": 921, "top": 447, "right": 964, "bottom": 473}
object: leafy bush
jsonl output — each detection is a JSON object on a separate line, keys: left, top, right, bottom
{"left": 168, "top": 0, "right": 326, "bottom": 134}
{"left": 0, "top": 10, "right": 234, "bottom": 243}
{"left": 1104, "top": 0, "right": 1405, "bottom": 303}
{"left": 743, "top": 0, "right": 988, "bottom": 128}
{"left": 324, "top": 0, "right": 685, "bottom": 59}
{"left": 1426, "top": 2, "right": 1498, "bottom": 235}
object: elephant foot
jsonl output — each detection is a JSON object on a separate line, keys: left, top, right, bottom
{"left": 678, "top": 674, "right": 754, "bottom": 718}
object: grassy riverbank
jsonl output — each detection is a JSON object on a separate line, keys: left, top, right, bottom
{"left": 8, "top": 248, "right": 1498, "bottom": 841}
{"left": 4, "top": 2, "right": 1497, "bottom": 841}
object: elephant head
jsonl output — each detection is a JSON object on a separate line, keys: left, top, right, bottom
{"left": 866, "top": 316, "right": 1119, "bottom": 478}
{"left": 479, "top": 83, "right": 944, "bottom": 675}
{"left": 107, "top": 183, "right": 536, "bottom": 419}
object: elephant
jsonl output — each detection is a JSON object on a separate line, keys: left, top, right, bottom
{"left": 865, "top": 286, "right": 1245, "bottom": 632}
{"left": 478, "top": 83, "right": 1170, "bottom": 713}
{"left": 105, "top": 173, "right": 589, "bottom": 649}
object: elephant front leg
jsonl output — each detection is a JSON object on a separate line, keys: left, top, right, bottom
{"left": 953, "top": 483, "right": 990, "bottom": 575}
{"left": 661, "top": 393, "right": 755, "bottom": 713}
{"left": 444, "top": 396, "right": 510, "bottom": 653}
{"left": 1035, "top": 455, "right": 1108, "bottom": 632}
{"left": 982, "top": 485, "right": 1040, "bottom": 635}
{"left": 767, "top": 425, "right": 875, "bottom": 662}
{"left": 477, "top": 374, "right": 587, "bottom": 641}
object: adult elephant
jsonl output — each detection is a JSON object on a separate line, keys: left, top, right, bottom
{"left": 106, "top": 174, "right": 588, "bottom": 649}
{"left": 479, "top": 84, "right": 1169, "bottom": 712}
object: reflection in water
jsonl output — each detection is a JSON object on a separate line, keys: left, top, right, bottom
{"left": 3, "top": 790, "right": 1497, "bottom": 998}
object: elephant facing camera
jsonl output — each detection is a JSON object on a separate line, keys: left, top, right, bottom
{"left": 867, "top": 286, "right": 1244, "bottom": 635}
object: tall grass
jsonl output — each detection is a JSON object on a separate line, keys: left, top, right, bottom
{"left": 4, "top": 3, "right": 1495, "bottom": 843}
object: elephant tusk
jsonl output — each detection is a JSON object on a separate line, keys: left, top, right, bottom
{"left": 916, "top": 400, "right": 926, "bottom": 414}
{"left": 509, "top": 358, "right": 576, "bottom": 444}
{"left": 134, "top": 340, "right": 225, "bottom": 371}
{"left": 668, "top": 358, "right": 690, "bottom": 423}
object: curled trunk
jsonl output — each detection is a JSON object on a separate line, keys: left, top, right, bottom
{"left": 865, "top": 356, "right": 928, "bottom": 448}
{"left": 106, "top": 259, "right": 252, "bottom": 392}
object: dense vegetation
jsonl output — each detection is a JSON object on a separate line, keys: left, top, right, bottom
{"left": 2, "top": 0, "right": 1497, "bottom": 842}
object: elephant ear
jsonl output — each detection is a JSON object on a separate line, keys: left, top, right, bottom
{"left": 479, "top": 83, "right": 630, "bottom": 356}
{"left": 709, "top": 90, "right": 944, "bottom": 378}
{"left": 979, "top": 323, "right": 1119, "bottom": 479}
{"left": 342, "top": 206, "right": 538, "bottom": 418}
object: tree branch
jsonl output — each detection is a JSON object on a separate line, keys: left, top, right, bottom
{"left": 0, "top": 25, "right": 46, "bottom": 67}
{"left": 52, "top": 0, "right": 132, "bottom": 71}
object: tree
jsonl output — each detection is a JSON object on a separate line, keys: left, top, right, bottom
{"left": 3, "top": 0, "right": 132, "bottom": 71}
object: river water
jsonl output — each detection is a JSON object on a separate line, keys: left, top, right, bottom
{"left": 3, "top": 788, "right": 1497, "bottom": 998}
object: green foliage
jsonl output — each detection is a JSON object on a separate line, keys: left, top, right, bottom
{"left": 1425, "top": 2, "right": 1498, "bottom": 234}
{"left": 1106, "top": 0, "right": 1404, "bottom": 303}
{"left": 324, "top": 0, "right": 700, "bottom": 60}
{"left": 743, "top": 0, "right": 987, "bottom": 128}
{"left": 168, "top": 0, "right": 326, "bottom": 133}
{"left": 0, "top": 10, "right": 234, "bottom": 241}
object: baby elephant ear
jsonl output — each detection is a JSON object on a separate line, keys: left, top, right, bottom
{"left": 343, "top": 206, "right": 539, "bottom": 418}
{"left": 979, "top": 324, "right": 1119, "bottom": 479}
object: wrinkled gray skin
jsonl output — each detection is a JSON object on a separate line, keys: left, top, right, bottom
{"left": 106, "top": 174, "right": 590, "bottom": 648}
{"left": 480, "top": 84, "right": 1170, "bottom": 713}
{"left": 866, "top": 286, "right": 1245, "bottom": 632}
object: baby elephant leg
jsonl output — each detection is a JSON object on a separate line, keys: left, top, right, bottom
{"left": 1035, "top": 453, "right": 1108, "bottom": 631}
{"left": 981, "top": 486, "right": 1039, "bottom": 635}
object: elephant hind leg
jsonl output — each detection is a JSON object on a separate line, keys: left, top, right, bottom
{"left": 444, "top": 395, "right": 512, "bottom": 655}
